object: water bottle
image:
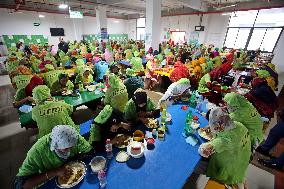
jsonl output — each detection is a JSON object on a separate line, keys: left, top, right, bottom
{"left": 98, "top": 170, "right": 107, "bottom": 188}
{"left": 105, "top": 139, "right": 113, "bottom": 159}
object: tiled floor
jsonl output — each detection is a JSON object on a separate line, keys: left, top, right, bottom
{"left": 0, "top": 74, "right": 282, "bottom": 189}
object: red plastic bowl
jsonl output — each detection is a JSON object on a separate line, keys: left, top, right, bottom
{"left": 147, "top": 138, "right": 155, "bottom": 145}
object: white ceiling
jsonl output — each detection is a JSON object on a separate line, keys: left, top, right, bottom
{"left": 0, "top": 0, "right": 283, "bottom": 18}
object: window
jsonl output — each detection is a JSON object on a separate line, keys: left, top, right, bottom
{"left": 136, "top": 18, "right": 145, "bottom": 40}
{"left": 223, "top": 8, "right": 284, "bottom": 52}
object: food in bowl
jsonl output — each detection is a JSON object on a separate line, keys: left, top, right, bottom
{"left": 131, "top": 142, "right": 142, "bottom": 155}
{"left": 146, "top": 118, "right": 158, "bottom": 128}
{"left": 111, "top": 134, "right": 131, "bottom": 148}
{"left": 89, "top": 156, "right": 106, "bottom": 173}
{"left": 57, "top": 162, "right": 86, "bottom": 188}
{"left": 133, "top": 130, "right": 144, "bottom": 142}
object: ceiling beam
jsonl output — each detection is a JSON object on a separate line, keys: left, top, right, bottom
{"left": 98, "top": 0, "right": 128, "bottom": 5}
{"left": 177, "top": 0, "right": 208, "bottom": 12}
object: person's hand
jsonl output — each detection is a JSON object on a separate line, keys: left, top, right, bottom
{"left": 206, "top": 82, "right": 212, "bottom": 88}
{"left": 62, "top": 88, "right": 68, "bottom": 92}
{"left": 137, "top": 111, "right": 147, "bottom": 118}
{"left": 120, "top": 122, "right": 131, "bottom": 131}
{"left": 83, "top": 82, "right": 89, "bottom": 87}
{"left": 199, "top": 143, "right": 214, "bottom": 158}
{"left": 27, "top": 96, "right": 35, "bottom": 104}
{"left": 139, "top": 117, "right": 148, "bottom": 125}
{"left": 55, "top": 166, "right": 73, "bottom": 177}
{"left": 110, "top": 124, "right": 120, "bottom": 132}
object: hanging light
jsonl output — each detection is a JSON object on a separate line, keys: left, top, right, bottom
{"left": 59, "top": 3, "right": 68, "bottom": 9}
{"left": 38, "top": 14, "right": 45, "bottom": 18}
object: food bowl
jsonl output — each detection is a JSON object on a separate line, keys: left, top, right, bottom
{"left": 192, "top": 115, "right": 199, "bottom": 121}
{"left": 145, "top": 119, "right": 159, "bottom": 129}
{"left": 89, "top": 156, "right": 106, "bottom": 173}
{"left": 86, "top": 85, "right": 96, "bottom": 92}
{"left": 56, "top": 161, "right": 86, "bottom": 188}
{"left": 127, "top": 141, "right": 145, "bottom": 158}
{"left": 133, "top": 130, "right": 144, "bottom": 142}
{"left": 146, "top": 138, "right": 155, "bottom": 145}
{"left": 191, "top": 122, "right": 200, "bottom": 129}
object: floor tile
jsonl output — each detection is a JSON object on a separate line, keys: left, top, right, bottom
{"left": 246, "top": 164, "right": 274, "bottom": 189}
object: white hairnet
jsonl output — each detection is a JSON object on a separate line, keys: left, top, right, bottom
{"left": 209, "top": 107, "right": 235, "bottom": 133}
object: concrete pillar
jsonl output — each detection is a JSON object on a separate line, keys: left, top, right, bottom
{"left": 145, "top": 0, "right": 161, "bottom": 51}
{"left": 96, "top": 6, "right": 108, "bottom": 40}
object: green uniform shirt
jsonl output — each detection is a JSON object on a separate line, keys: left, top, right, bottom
{"left": 75, "top": 74, "right": 94, "bottom": 84}
{"left": 198, "top": 73, "right": 211, "bottom": 93}
{"left": 32, "top": 101, "right": 79, "bottom": 138}
{"left": 14, "top": 75, "right": 33, "bottom": 89}
{"left": 130, "top": 57, "right": 144, "bottom": 72}
{"left": 104, "top": 84, "right": 129, "bottom": 112}
{"left": 51, "top": 80, "right": 74, "bottom": 95}
{"left": 43, "top": 70, "right": 62, "bottom": 88}
{"left": 6, "top": 60, "right": 19, "bottom": 73}
{"left": 14, "top": 88, "right": 27, "bottom": 102}
{"left": 212, "top": 56, "right": 222, "bottom": 67}
{"left": 124, "top": 97, "right": 157, "bottom": 121}
{"left": 206, "top": 121, "right": 251, "bottom": 185}
{"left": 17, "top": 133, "right": 91, "bottom": 177}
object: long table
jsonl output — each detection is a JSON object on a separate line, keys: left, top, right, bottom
{"left": 40, "top": 104, "right": 208, "bottom": 189}
{"left": 18, "top": 90, "right": 104, "bottom": 128}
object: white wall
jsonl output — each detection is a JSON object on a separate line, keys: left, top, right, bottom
{"left": 272, "top": 31, "right": 284, "bottom": 74}
{"left": 0, "top": 8, "right": 127, "bottom": 47}
{"left": 160, "top": 13, "right": 230, "bottom": 47}
{"left": 126, "top": 19, "right": 137, "bottom": 40}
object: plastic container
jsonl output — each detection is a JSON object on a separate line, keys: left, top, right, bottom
{"left": 98, "top": 170, "right": 107, "bottom": 188}
{"left": 105, "top": 139, "right": 113, "bottom": 159}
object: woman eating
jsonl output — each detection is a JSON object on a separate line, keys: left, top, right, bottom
{"left": 124, "top": 88, "right": 160, "bottom": 124}
{"left": 51, "top": 73, "right": 74, "bottom": 96}
{"left": 198, "top": 107, "right": 251, "bottom": 188}
{"left": 159, "top": 78, "right": 191, "bottom": 107}
{"left": 14, "top": 125, "right": 92, "bottom": 189}
{"left": 89, "top": 105, "right": 131, "bottom": 149}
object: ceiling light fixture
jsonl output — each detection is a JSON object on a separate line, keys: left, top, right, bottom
{"left": 114, "top": 20, "right": 119, "bottom": 23}
{"left": 38, "top": 14, "right": 45, "bottom": 18}
{"left": 59, "top": 4, "right": 68, "bottom": 9}
{"left": 221, "top": 13, "right": 231, "bottom": 16}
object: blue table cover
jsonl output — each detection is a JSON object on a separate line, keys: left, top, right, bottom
{"left": 40, "top": 104, "right": 208, "bottom": 189}
{"left": 80, "top": 119, "right": 93, "bottom": 136}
